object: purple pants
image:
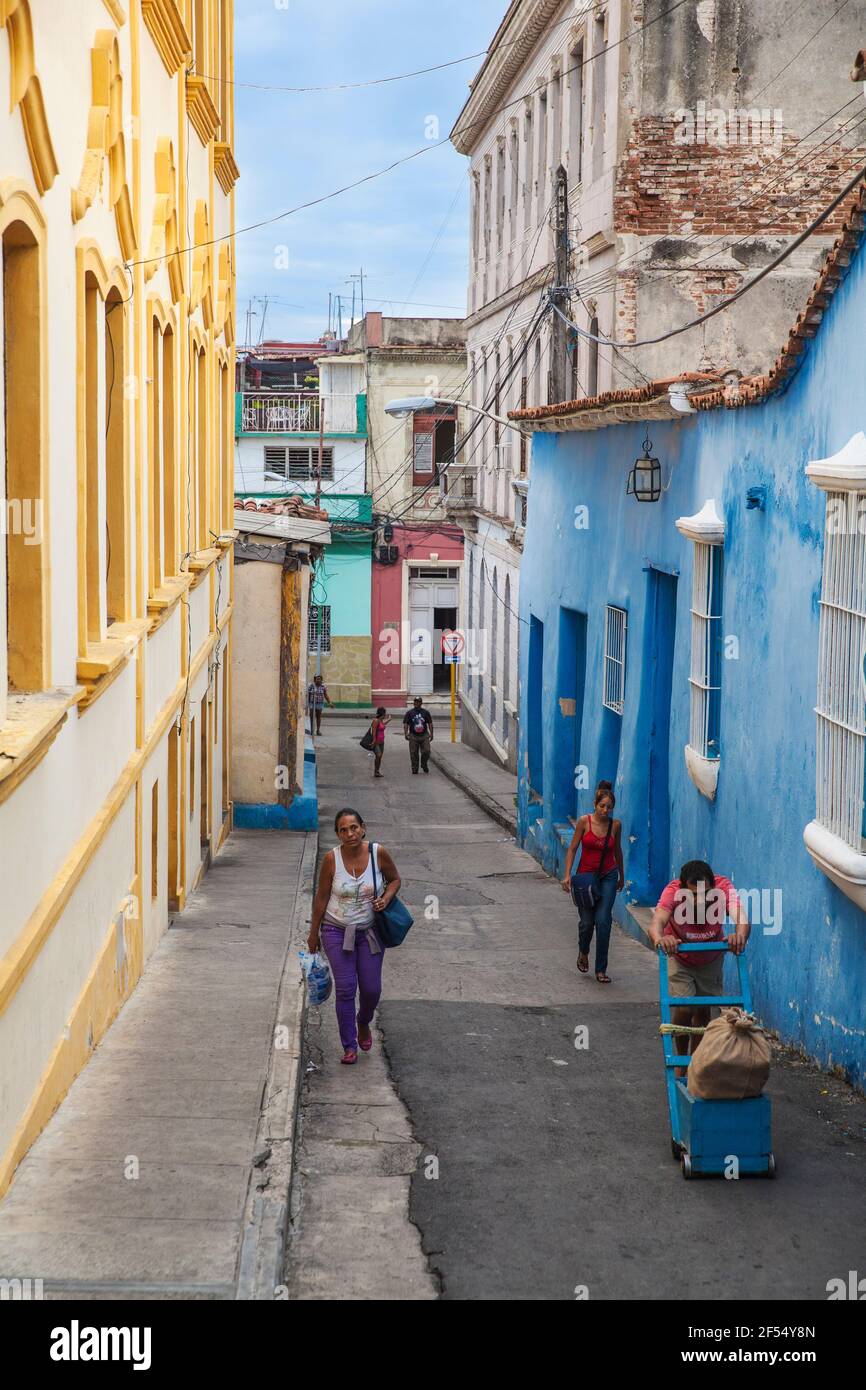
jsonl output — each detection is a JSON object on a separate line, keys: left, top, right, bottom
{"left": 320, "top": 924, "right": 384, "bottom": 1050}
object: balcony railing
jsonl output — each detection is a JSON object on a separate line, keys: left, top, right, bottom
{"left": 239, "top": 392, "right": 359, "bottom": 434}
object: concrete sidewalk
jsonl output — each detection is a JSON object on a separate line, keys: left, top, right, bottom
{"left": 428, "top": 731, "right": 518, "bottom": 835}
{"left": 0, "top": 828, "right": 315, "bottom": 1300}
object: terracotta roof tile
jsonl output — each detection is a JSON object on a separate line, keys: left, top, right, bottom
{"left": 236, "top": 497, "right": 330, "bottom": 522}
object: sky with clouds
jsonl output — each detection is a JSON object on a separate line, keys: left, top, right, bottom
{"left": 234, "top": 0, "right": 507, "bottom": 345}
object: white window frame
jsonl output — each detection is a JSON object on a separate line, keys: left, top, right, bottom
{"left": 676, "top": 499, "right": 725, "bottom": 800}
{"left": 689, "top": 542, "right": 723, "bottom": 761}
{"left": 602, "top": 605, "right": 627, "bottom": 714}
{"left": 814, "top": 493, "right": 866, "bottom": 851}
{"left": 803, "top": 434, "right": 866, "bottom": 911}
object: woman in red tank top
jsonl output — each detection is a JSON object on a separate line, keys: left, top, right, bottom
{"left": 561, "top": 781, "right": 625, "bottom": 983}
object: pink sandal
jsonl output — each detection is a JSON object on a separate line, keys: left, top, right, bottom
{"left": 341, "top": 1049, "right": 358, "bottom": 1065}
{"left": 358, "top": 1020, "right": 373, "bottom": 1052}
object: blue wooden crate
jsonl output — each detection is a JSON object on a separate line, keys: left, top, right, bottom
{"left": 658, "top": 942, "right": 775, "bottom": 1178}
{"left": 674, "top": 1082, "right": 772, "bottom": 1175}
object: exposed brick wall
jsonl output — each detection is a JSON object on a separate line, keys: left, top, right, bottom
{"left": 614, "top": 116, "right": 865, "bottom": 238}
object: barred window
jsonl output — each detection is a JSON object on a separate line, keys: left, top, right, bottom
{"left": 308, "top": 604, "right": 331, "bottom": 655}
{"left": 263, "top": 445, "right": 333, "bottom": 481}
{"left": 689, "top": 542, "right": 723, "bottom": 760}
{"left": 603, "top": 606, "right": 627, "bottom": 714}
{"left": 815, "top": 493, "right": 866, "bottom": 850}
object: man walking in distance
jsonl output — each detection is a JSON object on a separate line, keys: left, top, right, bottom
{"left": 307, "top": 673, "right": 333, "bottom": 737}
{"left": 403, "top": 696, "right": 433, "bottom": 774}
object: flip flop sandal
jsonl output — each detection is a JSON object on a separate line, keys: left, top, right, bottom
{"left": 577, "top": 954, "right": 589, "bottom": 973}
{"left": 596, "top": 973, "right": 612, "bottom": 984}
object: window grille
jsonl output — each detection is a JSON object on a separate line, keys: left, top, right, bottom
{"left": 263, "top": 445, "right": 333, "bottom": 481}
{"left": 308, "top": 604, "right": 331, "bottom": 655}
{"left": 602, "top": 606, "right": 627, "bottom": 714}
{"left": 815, "top": 493, "right": 866, "bottom": 849}
{"left": 263, "top": 445, "right": 286, "bottom": 477}
{"left": 689, "top": 543, "right": 723, "bottom": 759}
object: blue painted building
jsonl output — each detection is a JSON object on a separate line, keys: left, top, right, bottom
{"left": 514, "top": 188, "right": 866, "bottom": 1087}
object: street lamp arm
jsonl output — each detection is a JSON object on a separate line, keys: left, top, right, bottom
{"left": 383, "top": 395, "right": 525, "bottom": 434}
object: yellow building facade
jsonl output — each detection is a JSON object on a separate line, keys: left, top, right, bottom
{"left": 0, "top": 0, "right": 239, "bottom": 1195}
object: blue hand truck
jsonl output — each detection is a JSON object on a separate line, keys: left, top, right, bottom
{"left": 658, "top": 941, "right": 775, "bottom": 1179}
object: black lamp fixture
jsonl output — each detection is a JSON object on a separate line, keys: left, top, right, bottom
{"left": 627, "top": 430, "right": 662, "bottom": 502}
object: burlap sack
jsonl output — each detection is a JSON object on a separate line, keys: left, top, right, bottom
{"left": 688, "top": 1008, "right": 771, "bottom": 1100}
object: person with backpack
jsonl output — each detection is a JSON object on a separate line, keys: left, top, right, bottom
{"left": 370, "top": 707, "right": 391, "bottom": 778}
{"left": 403, "top": 697, "right": 433, "bottom": 774}
{"left": 561, "top": 781, "right": 624, "bottom": 983}
{"left": 307, "top": 808, "right": 402, "bottom": 1065}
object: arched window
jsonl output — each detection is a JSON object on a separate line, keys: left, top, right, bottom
{"left": 588, "top": 313, "right": 599, "bottom": 398}
{"left": 503, "top": 576, "right": 511, "bottom": 704}
{"left": 478, "top": 557, "right": 486, "bottom": 707}
{"left": 148, "top": 307, "right": 178, "bottom": 594}
{"left": 77, "top": 244, "right": 131, "bottom": 662}
{"left": 490, "top": 567, "right": 498, "bottom": 727}
{"left": 1, "top": 202, "right": 49, "bottom": 718}
{"left": 467, "top": 549, "right": 474, "bottom": 690}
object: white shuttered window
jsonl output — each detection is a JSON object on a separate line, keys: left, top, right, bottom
{"left": 689, "top": 543, "right": 723, "bottom": 759}
{"left": 815, "top": 491, "right": 866, "bottom": 850}
{"left": 603, "top": 606, "right": 627, "bottom": 714}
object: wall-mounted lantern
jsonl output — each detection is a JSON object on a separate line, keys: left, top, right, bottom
{"left": 627, "top": 432, "right": 662, "bottom": 502}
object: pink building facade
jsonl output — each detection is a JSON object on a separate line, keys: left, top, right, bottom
{"left": 372, "top": 523, "right": 465, "bottom": 709}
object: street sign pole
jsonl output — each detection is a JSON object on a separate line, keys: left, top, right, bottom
{"left": 450, "top": 660, "right": 456, "bottom": 743}
{"left": 441, "top": 629, "right": 464, "bottom": 744}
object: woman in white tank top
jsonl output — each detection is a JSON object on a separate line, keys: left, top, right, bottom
{"left": 308, "top": 807, "right": 402, "bottom": 1065}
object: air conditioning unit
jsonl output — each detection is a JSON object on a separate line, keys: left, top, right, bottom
{"left": 377, "top": 544, "right": 399, "bottom": 565}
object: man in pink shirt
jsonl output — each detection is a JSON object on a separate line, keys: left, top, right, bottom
{"left": 648, "top": 860, "right": 751, "bottom": 1077}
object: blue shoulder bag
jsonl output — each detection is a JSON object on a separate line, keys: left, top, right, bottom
{"left": 370, "top": 843, "right": 414, "bottom": 948}
{"left": 570, "top": 817, "right": 614, "bottom": 911}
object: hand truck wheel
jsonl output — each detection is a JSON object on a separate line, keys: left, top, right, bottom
{"left": 671, "top": 1138, "right": 682, "bottom": 1160}
{"left": 680, "top": 1154, "right": 692, "bottom": 1179}
{"left": 766, "top": 1153, "right": 777, "bottom": 1178}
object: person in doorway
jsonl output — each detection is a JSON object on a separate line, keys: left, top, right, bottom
{"left": 561, "top": 781, "right": 624, "bottom": 983}
{"left": 648, "top": 860, "right": 750, "bottom": 1078}
{"left": 370, "top": 707, "right": 391, "bottom": 778}
{"left": 308, "top": 808, "right": 402, "bottom": 1065}
{"left": 307, "top": 673, "right": 333, "bottom": 736}
{"left": 403, "top": 696, "right": 434, "bottom": 773}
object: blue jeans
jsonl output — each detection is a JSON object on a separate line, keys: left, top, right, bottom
{"left": 577, "top": 868, "right": 618, "bottom": 975}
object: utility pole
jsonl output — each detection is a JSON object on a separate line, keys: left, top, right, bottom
{"left": 549, "top": 164, "right": 570, "bottom": 405}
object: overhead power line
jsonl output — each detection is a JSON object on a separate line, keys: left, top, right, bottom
{"left": 128, "top": 0, "right": 692, "bottom": 275}
{"left": 553, "top": 158, "right": 866, "bottom": 352}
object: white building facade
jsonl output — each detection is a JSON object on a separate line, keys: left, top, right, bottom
{"left": 451, "top": 0, "right": 623, "bottom": 772}
{"left": 452, "top": 0, "right": 865, "bottom": 773}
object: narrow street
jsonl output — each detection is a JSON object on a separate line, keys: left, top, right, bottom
{"left": 287, "top": 717, "right": 866, "bottom": 1301}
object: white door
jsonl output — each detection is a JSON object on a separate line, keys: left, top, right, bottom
{"left": 409, "top": 578, "right": 433, "bottom": 694}
{"left": 408, "top": 573, "right": 460, "bottom": 694}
